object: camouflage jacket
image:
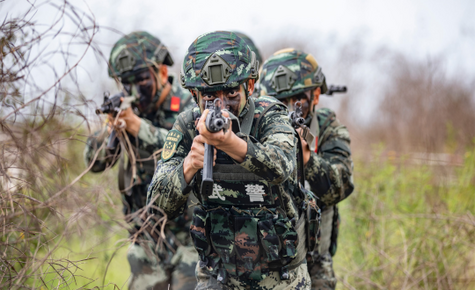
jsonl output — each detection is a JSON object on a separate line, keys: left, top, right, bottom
{"left": 304, "top": 107, "right": 354, "bottom": 209}
{"left": 84, "top": 74, "right": 193, "bottom": 230}
{"left": 147, "top": 95, "right": 299, "bottom": 221}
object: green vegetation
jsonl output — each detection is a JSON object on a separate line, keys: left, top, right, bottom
{"left": 33, "top": 137, "right": 131, "bottom": 289}
{"left": 3, "top": 120, "right": 474, "bottom": 289}
{"left": 30, "top": 145, "right": 475, "bottom": 289}
{"left": 335, "top": 147, "right": 475, "bottom": 289}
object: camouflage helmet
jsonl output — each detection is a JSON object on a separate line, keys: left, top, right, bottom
{"left": 233, "top": 31, "right": 262, "bottom": 67}
{"left": 180, "top": 31, "right": 259, "bottom": 93}
{"left": 108, "top": 31, "right": 173, "bottom": 81}
{"left": 259, "top": 48, "right": 328, "bottom": 100}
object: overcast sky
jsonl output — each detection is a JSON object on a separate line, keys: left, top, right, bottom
{"left": 83, "top": 0, "right": 475, "bottom": 74}
{"left": 2, "top": 0, "right": 474, "bottom": 123}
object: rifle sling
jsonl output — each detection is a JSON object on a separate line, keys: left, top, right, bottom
{"left": 240, "top": 98, "right": 255, "bottom": 135}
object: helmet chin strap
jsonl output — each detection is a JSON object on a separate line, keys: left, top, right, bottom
{"left": 243, "top": 81, "right": 250, "bottom": 99}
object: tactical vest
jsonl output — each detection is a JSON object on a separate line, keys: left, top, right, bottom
{"left": 307, "top": 107, "right": 339, "bottom": 258}
{"left": 188, "top": 98, "right": 315, "bottom": 283}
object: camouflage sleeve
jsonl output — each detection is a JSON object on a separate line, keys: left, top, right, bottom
{"left": 83, "top": 126, "right": 113, "bottom": 172}
{"left": 84, "top": 117, "right": 168, "bottom": 173}
{"left": 305, "top": 118, "right": 354, "bottom": 207}
{"left": 239, "top": 107, "right": 297, "bottom": 185}
{"left": 138, "top": 118, "right": 168, "bottom": 150}
{"left": 147, "top": 115, "right": 192, "bottom": 219}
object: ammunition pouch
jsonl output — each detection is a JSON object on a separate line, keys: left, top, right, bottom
{"left": 297, "top": 186, "right": 321, "bottom": 266}
{"left": 303, "top": 195, "right": 321, "bottom": 254}
{"left": 189, "top": 204, "right": 304, "bottom": 282}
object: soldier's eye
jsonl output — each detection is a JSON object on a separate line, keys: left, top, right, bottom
{"left": 227, "top": 89, "right": 238, "bottom": 97}
{"left": 202, "top": 94, "right": 214, "bottom": 101}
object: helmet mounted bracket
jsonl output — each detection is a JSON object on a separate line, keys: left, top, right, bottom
{"left": 200, "top": 53, "right": 232, "bottom": 86}
{"left": 313, "top": 66, "right": 324, "bottom": 86}
{"left": 250, "top": 51, "right": 259, "bottom": 79}
{"left": 116, "top": 49, "right": 136, "bottom": 74}
{"left": 271, "top": 65, "right": 297, "bottom": 93}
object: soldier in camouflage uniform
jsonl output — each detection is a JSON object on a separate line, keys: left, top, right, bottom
{"left": 84, "top": 31, "right": 197, "bottom": 290}
{"left": 259, "top": 49, "right": 354, "bottom": 290}
{"left": 147, "top": 31, "right": 315, "bottom": 290}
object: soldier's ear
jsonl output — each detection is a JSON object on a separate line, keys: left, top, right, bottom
{"left": 159, "top": 65, "right": 168, "bottom": 85}
{"left": 312, "top": 87, "right": 321, "bottom": 107}
{"left": 247, "top": 79, "right": 255, "bottom": 95}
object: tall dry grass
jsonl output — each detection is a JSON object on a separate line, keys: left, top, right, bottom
{"left": 1, "top": 2, "right": 130, "bottom": 288}
{"left": 370, "top": 54, "right": 475, "bottom": 153}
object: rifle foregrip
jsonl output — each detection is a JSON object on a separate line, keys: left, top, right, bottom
{"left": 106, "top": 130, "right": 119, "bottom": 150}
{"left": 201, "top": 143, "right": 214, "bottom": 195}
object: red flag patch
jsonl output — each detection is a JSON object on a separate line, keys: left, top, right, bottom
{"left": 314, "top": 136, "right": 319, "bottom": 153}
{"left": 170, "top": 96, "right": 180, "bottom": 112}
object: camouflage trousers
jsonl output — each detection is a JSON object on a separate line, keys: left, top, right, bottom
{"left": 195, "top": 263, "right": 311, "bottom": 290}
{"left": 308, "top": 253, "right": 336, "bottom": 290}
{"left": 127, "top": 243, "right": 198, "bottom": 290}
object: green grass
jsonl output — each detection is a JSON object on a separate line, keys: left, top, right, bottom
{"left": 41, "top": 146, "right": 474, "bottom": 290}
{"left": 6, "top": 121, "right": 474, "bottom": 289}
{"left": 36, "top": 230, "right": 130, "bottom": 289}
{"left": 22, "top": 164, "right": 133, "bottom": 289}
{"left": 335, "top": 147, "right": 475, "bottom": 289}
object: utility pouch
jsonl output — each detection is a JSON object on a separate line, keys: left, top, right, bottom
{"left": 195, "top": 205, "right": 301, "bottom": 283}
{"left": 273, "top": 210, "right": 299, "bottom": 263}
{"left": 190, "top": 206, "right": 211, "bottom": 260}
{"left": 258, "top": 217, "right": 281, "bottom": 263}
{"left": 234, "top": 214, "right": 261, "bottom": 279}
{"left": 209, "top": 207, "right": 236, "bottom": 277}
{"left": 305, "top": 198, "right": 321, "bottom": 253}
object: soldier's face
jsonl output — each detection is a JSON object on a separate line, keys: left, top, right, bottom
{"left": 282, "top": 90, "right": 312, "bottom": 119}
{"left": 197, "top": 84, "right": 247, "bottom": 117}
{"left": 122, "top": 69, "right": 157, "bottom": 111}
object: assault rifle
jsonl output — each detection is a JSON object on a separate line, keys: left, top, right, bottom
{"left": 325, "top": 85, "right": 347, "bottom": 96}
{"left": 95, "top": 91, "right": 136, "bottom": 150}
{"left": 201, "top": 99, "right": 230, "bottom": 196}
{"left": 289, "top": 101, "right": 315, "bottom": 146}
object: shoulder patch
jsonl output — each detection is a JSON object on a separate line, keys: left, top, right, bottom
{"left": 161, "top": 129, "right": 183, "bottom": 161}
{"left": 170, "top": 96, "right": 181, "bottom": 112}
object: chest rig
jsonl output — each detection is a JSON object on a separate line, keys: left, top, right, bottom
{"left": 189, "top": 98, "right": 306, "bottom": 283}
